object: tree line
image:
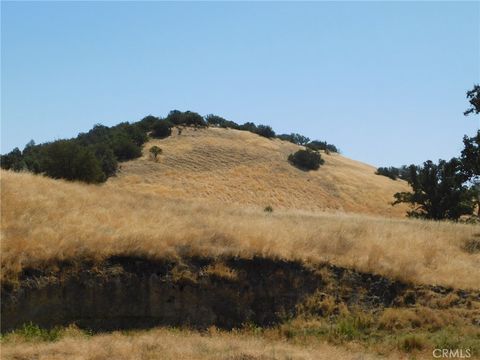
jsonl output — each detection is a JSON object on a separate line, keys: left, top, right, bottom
{"left": 1, "top": 110, "right": 338, "bottom": 182}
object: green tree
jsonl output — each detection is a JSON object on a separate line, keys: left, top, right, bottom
{"left": 255, "top": 125, "right": 275, "bottom": 138}
{"left": 0, "top": 147, "right": 25, "bottom": 171}
{"left": 240, "top": 122, "right": 258, "bottom": 133}
{"left": 166, "top": 110, "right": 205, "bottom": 127}
{"left": 376, "top": 167, "right": 400, "bottom": 180}
{"left": 464, "top": 84, "right": 480, "bottom": 116}
{"left": 151, "top": 120, "right": 172, "bottom": 139}
{"left": 306, "top": 140, "right": 339, "bottom": 153}
{"left": 460, "top": 131, "right": 480, "bottom": 218}
{"left": 110, "top": 136, "right": 142, "bottom": 161}
{"left": 393, "top": 159, "right": 475, "bottom": 220}
{"left": 42, "top": 141, "right": 105, "bottom": 183}
{"left": 463, "top": 86, "right": 480, "bottom": 217}
{"left": 137, "top": 115, "right": 160, "bottom": 132}
{"left": 205, "top": 114, "right": 228, "bottom": 127}
{"left": 91, "top": 143, "right": 118, "bottom": 177}
{"left": 277, "top": 133, "right": 310, "bottom": 145}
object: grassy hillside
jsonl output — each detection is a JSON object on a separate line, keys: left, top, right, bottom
{"left": 107, "top": 127, "right": 410, "bottom": 217}
{"left": 2, "top": 169, "right": 478, "bottom": 288}
{"left": 2, "top": 128, "right": 480, "bottom": 359}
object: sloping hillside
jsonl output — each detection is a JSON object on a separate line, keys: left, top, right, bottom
{"left": 107, "top": 127, "right": 409, "bottom": 217}
{"left": 2, "top": 170, "right": 478, "bottom": 288}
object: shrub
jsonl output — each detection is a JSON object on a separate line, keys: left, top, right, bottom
{"left": 376, "top": 167, "right": 400, "bottom": 180}
{"left": 398, "top": 335, "right": 426, "bottom": 352}
{"left": 149, "top": 146, "right": 162, "bottom": 162}
{"left": 331, "top": 314, "right": 372, "bottom": 341}
{"left": 137, "top": 115, "right": 160, "bottom": 132}
{"left": 151, "top": 120, "right": 172, "bottom": 139}
{"left": 117, "top": 123, "right": 148, "bottom": 146}
{"left": 463, "top": 236, "right": 480, "bottom": 253}
{"left": 288, "top": 149, "right": 324, "bottom": 170}
{"left": 306, "top": 140, "right": 338, "bottom": 153}
{"left": 255, "top": 125, "right": 275, "bottom": 138}
{"left": 110, "top": 136, "right": 142, "bottom": 161}
{"left": 264, "top": 205, "right": 273, "bottom": 213}
{"left": 376, "top": 165, "right": 415, "bottom": 181}
{"left": 166, "top": 110, "right": 206, "bottom": 127}
{"left": 0, "top": 147, "right": 25, "bottom": 171}
{"left": 90, "top": 143, "right": 118, "bottom": 178}
{"left": 278, "top": 133, "right": 310, "bottom": 145}
{"left": 42, "top": 140, "right": 105, "bottom": 183}
{"left": 239, "top": 122, "right": 257, "bottom": 133}
{"left": 4, "top": 322, "right": 62, "bottom": 342}
{"left": 205, "top": 114, "right": 229, "bottom": 127}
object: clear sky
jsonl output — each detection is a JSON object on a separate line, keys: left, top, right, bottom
{"left": 1, "top": 1, "right": 479, "bottom": 167}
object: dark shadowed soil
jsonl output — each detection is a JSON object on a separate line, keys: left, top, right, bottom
{"left": 2, "top": 256, "right": 479, "bottom": 332}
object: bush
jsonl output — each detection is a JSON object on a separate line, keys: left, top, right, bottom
{"left": 137, "top": 115, "right": 160, "bottom": 132}
{"left": 277, "top": 133, "right": 310, "bottom": 145}
{"left": 0, "top": 147, "right": 25, "bottom": 171}
{"left": 306, "top": 140, "right": 338, "bottom": 153}
{"left": 264, "top": 205, "right": 273, "bottom": 213}
{"left": 239, "top": 122, "right": 257, "bottom": 133}
{"left": 42, "top": 140, "right": 105, "bottom": 183}
{"left": 376, "top": 167, "right": 400, "bottom": 180}
{"left": 398, "top": 335, "right": 426, "bottom": 352}
{"left": 166, "top": 110, "right": 206, "bottom": 127}
{"left": 117, "top": 123, "right": 148, "bottom": 146}
{"left": 463, "top": 237, "right": 480, "bottom": 253}
{"left": 6, "top": 322, "right": 61, "bottom": 342}
{"left": 149, "top": 146, "right": 162, "bottom": 162}
{"left": 255, "top": 125, "right": 275, "bottom": 138}
{"left": 288, "top": 149, "right": 324, "bottom": 170}
{"left": 205, "top": 114, "right": 229, "bottom": 127}
{"left": 90, "top": 143, "right": 118, "bottom": 178}
{"left": 151, "top": 120, "right": 172, "bottom": 139}
{"left": 376, "top": 165, "right": 414, "bottom": 181}
{"left": 110, "top": 136, "right": 142, "bottom": 161}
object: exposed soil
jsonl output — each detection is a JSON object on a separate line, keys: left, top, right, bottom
{"left": 2, "top": 256, "right": 479, "bottom": 332}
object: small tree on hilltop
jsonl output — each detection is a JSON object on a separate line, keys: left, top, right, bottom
{"left": 149, "top": 146, "right": 162, "bottom": 162}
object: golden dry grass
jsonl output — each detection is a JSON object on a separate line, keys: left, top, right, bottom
{"left": 1, "top": 170, "right": 479, "bottom": 288}
{"left": 108, "top": 127, "right": 410, "bottom": 217}
{"left": 0, "top": 326, "right": 415, "bottom": 360}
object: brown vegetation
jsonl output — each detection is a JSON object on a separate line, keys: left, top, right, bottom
{"left": 107, "top": 127, "right": 410, "bottom": 217}
{"left": 1, "top": 170, "right": 479, "bottom": 288}
{"left": 0, "top": 326, "right": 403, "bottom": 360}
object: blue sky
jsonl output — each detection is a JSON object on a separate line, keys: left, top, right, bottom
{"left": 1, "top": 1, "right": 479, "bottom": 167}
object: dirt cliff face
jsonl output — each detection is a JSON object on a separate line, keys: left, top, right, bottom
{"left": 2, "top": 256, "right": 478, "bottom": 332}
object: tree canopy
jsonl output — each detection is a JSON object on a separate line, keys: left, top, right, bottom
{"left": 393, "top": 159, "right": 475, "bottom": 220}
{"left": 1, "top": 110, "right": 339, "bottom": 184}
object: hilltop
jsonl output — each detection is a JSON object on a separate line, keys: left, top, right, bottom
{"left": 107, "top": 126, "right": 409, "bottom": 217}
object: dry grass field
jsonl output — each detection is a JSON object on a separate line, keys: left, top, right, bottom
{"left": 0, "top": 326, "right": 409, "bottom": 360}
{"left": 2, "top": 127, "right": 480, "bottom": 359}
{"left": 1, "top": 169, "right": 479, "bottom": 288}
{"left": 107, "top": 127, "right": 410, "bottom": 217}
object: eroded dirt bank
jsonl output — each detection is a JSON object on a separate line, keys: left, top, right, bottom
{"left": 2, "top": 256, "right": 479, "bottom": 332}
